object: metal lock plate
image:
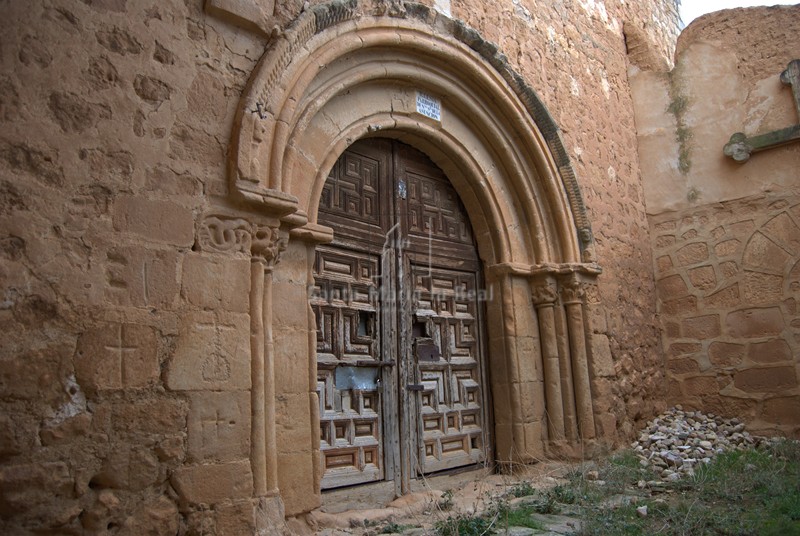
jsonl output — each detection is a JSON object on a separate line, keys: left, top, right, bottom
{"left": 415, "top": 338, "right": 440, "bottom": 361}
{"left": 335, "top": 366, "right": 380, "bottom": 390}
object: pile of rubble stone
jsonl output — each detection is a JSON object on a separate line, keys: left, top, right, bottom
{"left": 632, "top": 406, "right": 761, "bottom": 481}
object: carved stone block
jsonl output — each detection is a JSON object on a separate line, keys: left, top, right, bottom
{"left": 181, "top": 253, "right": 251, "bottom": 313}
{"left": 75, "top": 323, "right": 159, "bottom": 391}
{"left": 105, "top": 246, "right": 180, "bottom": 308}
{"left": 171, "top": 460, "right": 253, "bottom": 505}
{"left": 167, "top": 311, "right": 250, "bottom": 391}
{"left": 187, "top": 390, "right": 251, "bottom": 462}
{"left": 112, "top": 196, "right": 194, "bottom": 247}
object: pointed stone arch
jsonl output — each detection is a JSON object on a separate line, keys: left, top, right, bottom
{"left": 211, "top": 0, "right": 611, "bottom": 516}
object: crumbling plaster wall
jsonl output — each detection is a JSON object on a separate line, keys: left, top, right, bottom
{"left": 0, "top": 0, "right": 677, "bottom": 533}
{"left": 632, "top": 6, "right": 800, "bottom": 438}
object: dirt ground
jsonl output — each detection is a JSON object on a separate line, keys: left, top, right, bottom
{"left": 297, "top": 462, "right": 584, "bottom": 535}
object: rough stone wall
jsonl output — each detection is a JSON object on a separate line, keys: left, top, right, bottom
{"left": 450, "top": 0, "right": 679, "bottom": 438}
{"left": 633, "top": 6, "right": 800, "bottom": 438}
{"left": 650, "top": 195, "right": 800, "bottom": 437}
{"left": 0, "top": 0, "right": 270, "bottom": 533}
{"left": 0, "top": 0, "right": 678, "bottom": 532}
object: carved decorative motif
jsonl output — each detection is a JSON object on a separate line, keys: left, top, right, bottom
{"left": 312, "top": 246, "right": 383, "bottom": 489}
{"left": 233, "top": 0, "right": 596, "bottom": 259}
{"left": 413, "top": 265, "right": 485, "bottom": 473}
{"left": 560, "top": 275, "right": 587, "bottom": 304}
{"left": 251, "top": 225, "right": 288, "bottom": 265}
{"left": 197, "top": 216, "right": 253, "bottom": 255}
{"left": 531, "top": 283, "right": 558, "bottom": 306}
{"left": 197, "top": 215, "right": 287, "bottom": 266}
{"left": 406, "top": 171, "right": 473, "bottom": 245}
{"left": 319, "top": 150, "right": 382, "bottom": 226}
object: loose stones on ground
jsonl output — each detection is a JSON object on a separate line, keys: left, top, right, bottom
{"left": 632, "top": 406, "right": 759, "bottom": 481}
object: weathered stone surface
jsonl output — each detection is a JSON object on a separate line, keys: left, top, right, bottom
{"left": 1, "top": 140, "right": 64, "bottom": 186}
{"left": 48, "top": 91, "right": 111, "bottom": 133}
{"left": 91, "top": 445, "right": 160, "bottom": 491}
{"left": 688, "top": 265, "right": 716, "bottom": 291}
{"left": 215, "top": 500, "right": 256, "bottom": 536}
{"left": 0, "top": 462, "right": 73, "bottom": 517}
{"left": 166, "top": 311, "right": 251, "bottom": 391}
{"left": 682, "top": 314, "right": 721, "bottom": 339}
{"left": 113, "top": 196, "right": 194, "bottom": 246}
{"left": 661, "top": 295, "right": 697, "bottom": 315}
{"left": 187, "top": 390, "right": 250, "bottom": 463}
{"left": 743, "top": 232, "right": 792, "bottom": 272}
{"left": 762, "top": 212, "right": 800, "bottom": 251}
{"left": 112, "top": 398, "right": 186, "bottom": 436}
{"left": 181, "top": 253, "right": 251, "bottom": 313}
{"left": 714, "top": 239, "right": 740, "bottom": 257}
{"left": 74, "top": 322, "right": 159, "bottom": 391}
{"left": 656, "top": 255, "right": 673, "bottom": 273}
{"left": 667, "top": 358, "right": 700, "bottom": 375}
{"left": 95, "top": 26, "right": 143, "bottom": 55}
{"left": 748, "top": 338, "right": 792, "bottom": 364}
{"left": 133, "top": 74, "right": 172, "bottom": 105}
{"left": 761, "top": 397, "right": 800, "bottom": 425}
{"left": 734, "top": 367, "right": 797, "bottom": 393}
{"left": 119, "top": 494, "right": 179, "bottom": 536}
{"left": 105, "top": 246, "right": 180, "bottom": 308}
{"left": 171, "top": 460, "right": 254, "bottom": 505}
{"left": 657, "top": 274, "right": 688, "bottom": 296}
{"left": 726, "top": 307, "right": 784, "bottom": 338}
{"left": 683, "top": 376, "right": 718, "bottom": 396}
{"left": 675, "top": 243, "right": 709, "bottom": 267}
{"left": 708, "top": 342, "right": 744, "bottom": 367}
{"left": 589, "top": 333, "right": 615, "bottom": 377}
{"left": 704, "top": 284, "right": 740, "bottom": 309}
{"left": 743, "top": 271, "right": 784, "bottom": 304}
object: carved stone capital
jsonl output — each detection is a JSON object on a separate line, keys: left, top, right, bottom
{"left": 197, "top": 216, "right": 253, "bottom": 255}
{"left": 559, "top": 274, "right": 586, "bottom": 304}
{"left": 531, "top": 283, "right": 558, "bottom": 307}
{"left": 196, "top": 214, "right": 287, "bottom": 267}
{"left": 251, "top": 225, "right": 287, "bottom": 266}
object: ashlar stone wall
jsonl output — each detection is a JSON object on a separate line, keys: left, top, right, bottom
{"left": 633, "top": 6, "right": 800, "bottom": 438}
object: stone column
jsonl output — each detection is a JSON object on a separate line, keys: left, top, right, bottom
{"left": 560, "top": 273, "right": 596, "bottom": 440}
{"left": 250, "top": 259, "right": 268, "bottom": 495}
{"left": 531, "top": 277, "right": 565, "bottom": 441}
{"left": 251, "top": 225, "right": 287, "bottom": 495}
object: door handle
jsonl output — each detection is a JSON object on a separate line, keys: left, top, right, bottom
{"left": 406, "top": 384, "right": 425, "bottom": 391}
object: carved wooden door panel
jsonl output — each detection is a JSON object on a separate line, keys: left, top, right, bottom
{"left": 312, "top": 247, "right": 384, "bottom": 488}
{"left": 313, "top": 140, "right": 391, "bottom": 490}
{"left": 396, "top": 144, "right": 488, "bottom": 475}
{"left": 313, "top": 139, "right": 489, "bottom": 490}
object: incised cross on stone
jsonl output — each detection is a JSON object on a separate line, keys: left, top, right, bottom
{"left": 724, "top": 59, "right": 800, "bottom": 163}
{"left": 105, "top": 324, "right": 139, "bottom": 386}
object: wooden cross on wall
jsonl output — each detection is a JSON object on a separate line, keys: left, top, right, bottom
{"left": 724, "top": 59, "right": 800, "bottom": 162}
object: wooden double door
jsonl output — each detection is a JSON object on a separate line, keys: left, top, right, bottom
{"left": 311, "top": 138, "right": 490, "bottom": 492}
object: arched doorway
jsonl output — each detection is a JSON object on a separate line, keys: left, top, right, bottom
{"left": 213, "top": 0, "right": 610, "bottom": 516}
{"left": 312, "top": 139, "right": 490, "bottom": 492}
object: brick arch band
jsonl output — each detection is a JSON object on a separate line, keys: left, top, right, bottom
{"left": 197, "top": 0, "right": 612, "bottom": 517}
